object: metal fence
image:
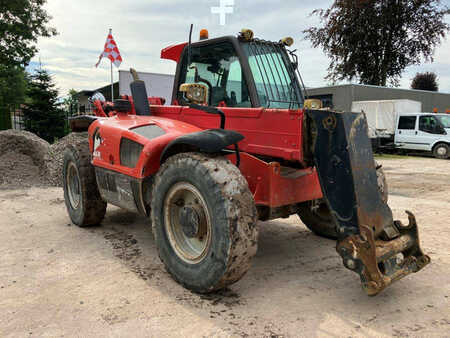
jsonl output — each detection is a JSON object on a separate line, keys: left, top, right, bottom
{"left": 11, "top": 107, "right": 25, "bottom": 130}
{"left": 1, "top": 105, "right": 81, "bottom": 135}
{"left": 1, "top": 102, "right": 98, "bottom": 135}
{"left": 0, "top": 105, "right": 25, "bottom": 131}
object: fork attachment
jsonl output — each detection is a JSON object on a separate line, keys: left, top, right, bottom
{"left": 305, "top": 109, "right": 430, "bottom": 296}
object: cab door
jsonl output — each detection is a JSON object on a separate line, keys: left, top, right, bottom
{"left": 416, "top": 115, "right": 447, "bottom": 151}
{"left": 175, "top": 39, "right": 255, "bottom": 109}
{"left": 395, "top": 115, "right": 418, "bottom": 150}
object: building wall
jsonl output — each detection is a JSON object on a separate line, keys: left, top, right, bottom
{"left": 119, "top": 71, "right": 174, "bottom": 105}
{"left": 78, "top": 96, "right": 90, "bottom": 107}
{"left": 307, "top": 84, "right": 450, "bottom": 113}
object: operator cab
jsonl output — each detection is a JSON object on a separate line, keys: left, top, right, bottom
{"left": 167, "top": 30, "right": 305, "bottom": 110}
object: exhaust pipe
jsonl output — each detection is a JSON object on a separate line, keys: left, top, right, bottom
{"left": 130, "top": 68, "right": 151, "bottom": 116}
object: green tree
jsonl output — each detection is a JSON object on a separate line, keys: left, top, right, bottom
{"left": 0, "top": 0, "right": 57, "bottom": 67}
{"left": 304, "top": 0, "right": 450, "bottom": 86}
{"left": 0, "top": 65, "right": 27, "bottom": 130}
{"left": 0, "top": 0, "right": 57, "bottom": 130}
{"left": 411, "top": 72, "right": 439, "bottom": 92}
{"left": 22, "top": 69, "right": 65, "bottom": 142}
{"left": 63, "top": 89, "right": 79, "bottom": 114}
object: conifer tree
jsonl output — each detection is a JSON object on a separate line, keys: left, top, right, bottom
{"left": 22, "top": 69, "right": 65, "bottom": 142}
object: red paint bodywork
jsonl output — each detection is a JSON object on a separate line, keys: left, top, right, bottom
{"left": 161, "top": 43, "right": 187, "bottom": 63}
{"left": 88, "top": 41, "right": 323, "bottom": 209}
{"left": 89, "top": 114, "right": 201, "bottom": 178}
{"left": 88, "top": 104, "right": 323, "bottom": 208}
{"left": 151, "top": 105, "right": 305, "bottom": 162}
{"left": 227, "top": 152, "right": 322, "bottom": 207}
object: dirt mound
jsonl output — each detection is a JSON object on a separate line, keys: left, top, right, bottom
{"left": 0, "top": 130, "right": 51, "bottom": 188}
{"left": 0, "top": 129, "right": 50, "bottom": 166}
{"left": 0, "top": 130, "right": 89, "bottom": 188}
{"left": 47, "top": 132, "right": 88, "bottom": 187}
{"left": 0, "top": 151, "right": 48, "bottom": 188}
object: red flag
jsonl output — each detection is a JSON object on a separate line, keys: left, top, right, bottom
{"left": 95, "top": 29, "right": 122, "bottom": 68}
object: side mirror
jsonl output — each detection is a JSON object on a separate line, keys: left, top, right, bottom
{"left": 437, "top": 125, "right": 446, "bottom": 134}
{"left": 90, "top": 92, "right": 106, "bottom": 103}
{"left": 179, "top": 83, "right": 208, "bottom": 105}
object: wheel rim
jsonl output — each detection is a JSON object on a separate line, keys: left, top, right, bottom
{"left": 67, "top": 162, "right": 81, "bottom": 209}
{"left": 164, "top": 182, "right": 212, "bottom": 264}
{"left": 436, "top": 146, "right": 447, "bottom": 157}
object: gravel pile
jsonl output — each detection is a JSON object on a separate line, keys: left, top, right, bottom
{"left": 0, "top": 130, "right": 88, "bottom": 188}
{"left": 0, "top": 151, "right": 47, "bottom": 188}
{"left": 47, "top": 132, "right": 88, "bottom": 187}
{"left": 0, "top": 130, "right": 51, "bottom": 188}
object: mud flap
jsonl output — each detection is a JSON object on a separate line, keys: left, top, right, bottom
{"left": 305, "top": 109, "right": 430, "bottom": 296}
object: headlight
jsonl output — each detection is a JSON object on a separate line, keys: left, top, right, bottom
{"left": 179, "top": 83, "right": 208, "bottom": 104}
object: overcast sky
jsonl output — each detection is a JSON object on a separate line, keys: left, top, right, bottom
{"left": 30, "top": 0, "right": 450, "bottom": 97}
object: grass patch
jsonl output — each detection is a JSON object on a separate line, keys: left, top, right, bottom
{"left": 374, "top": 153, "right": 419, "bottom": 159}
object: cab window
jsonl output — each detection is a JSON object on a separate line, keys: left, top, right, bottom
{"left": 398, "top": 116, "right": 416, "bottom": 130}
{"left": 419, "top": 116, "right": 444, "bottom": 134}
{"left": 243, "top": 43, "right": 303, "bottom": 109}
{"left": 179, "top": 41, "right": 251, "bottom": 107}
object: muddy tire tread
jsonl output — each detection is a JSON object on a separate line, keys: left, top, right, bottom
{"left": 63, "top": 141, "right": 106, "bottom": 227}
{"left": 151, "top": 152, "right": 258, "bottom": 293}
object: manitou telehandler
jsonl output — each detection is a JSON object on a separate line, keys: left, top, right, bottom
{"left": 64, "top": 28, "right": 429, "bottom": 296}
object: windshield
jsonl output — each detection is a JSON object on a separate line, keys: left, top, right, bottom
{"left": 242, "top": 41, "right": 303, "bottom": 109}
{"left": 437, "top": 115, "right": 450, "bottom": 128}
{"left": 180, "top": 41, "right": 251, "bottom": 107}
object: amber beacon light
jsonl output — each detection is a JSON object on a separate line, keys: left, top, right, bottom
{"left": 200, "top": 29, "right": 209, "bottom": 40}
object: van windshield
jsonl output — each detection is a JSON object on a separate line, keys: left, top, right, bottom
{"left": 437, "top": 115, "right": 450, "bottom": 128}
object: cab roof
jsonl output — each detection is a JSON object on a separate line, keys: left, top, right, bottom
{"left": 161, "top": 36, "right": 241, "bottom": 63}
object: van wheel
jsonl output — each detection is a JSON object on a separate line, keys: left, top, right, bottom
{"left": 433, "top": 143, "right": 449, "bottom": 159}
{"left": 298, "top": 162, "right": 388, "bottom": 240}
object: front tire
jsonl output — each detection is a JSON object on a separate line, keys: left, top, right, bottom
{"left": 433, "top": 143, "right": 449, "bottom": 159}
{"left": 151, "top": 153, "right": 258, "bottom": 293}
{"left": 63, "top": 142, "right": 106, "bottom": 227}
{"left": 298, "top": 162, "right": 388, "bottom": 240}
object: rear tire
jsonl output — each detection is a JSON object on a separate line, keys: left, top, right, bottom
{"left": 298, "top": 162, "right": 388, "bottom": 240}
{"left": 433, "top": 143, "right": 449, "bottom": 159}
{"left": 63, "top": 142, "right": 106, "bottom": 227}
{"left": 298, "top": 201, "right": 336, "bottom": 239}
{"left": 151, "top": 153, "right": 258, "bottom": 293}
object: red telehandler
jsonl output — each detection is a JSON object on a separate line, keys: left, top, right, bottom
{"left": 64, "top": 28, "right": 429, "bottom": 296}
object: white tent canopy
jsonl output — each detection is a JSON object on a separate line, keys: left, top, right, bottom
{"left": 352, "top": 99, "right": 422, "bottom": 135}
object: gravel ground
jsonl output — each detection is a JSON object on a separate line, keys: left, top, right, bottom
{"left": 0, "top": 156, "right": 448, "bottom": 337}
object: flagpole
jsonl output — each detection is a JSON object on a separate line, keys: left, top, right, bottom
{"left": 111, "top": 60, "right": 114, "bottom": 101}
{"left": 96, "top": 28, "right": 120, "bottom": 100}
{"left": 110, "top": 28, "right": 114, "bottom": 102}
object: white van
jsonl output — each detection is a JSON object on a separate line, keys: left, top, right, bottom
{"left": 395, "top": 113, "right": 450, "bottom": 159}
